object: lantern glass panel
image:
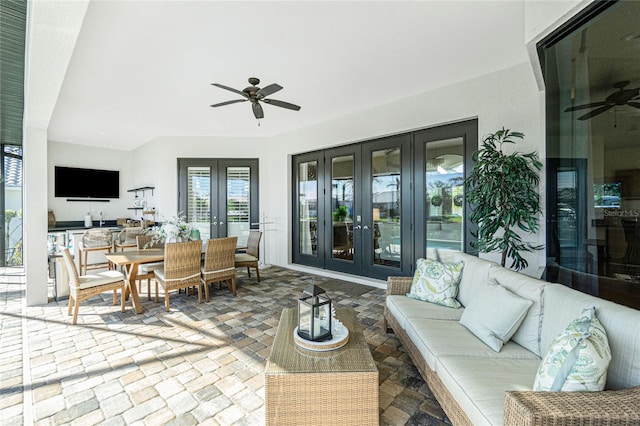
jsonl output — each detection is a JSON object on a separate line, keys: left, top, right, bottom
{"left": 299, "top": 302, "right": 311, "bottom": 337}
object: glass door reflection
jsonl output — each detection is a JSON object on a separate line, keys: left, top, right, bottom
{"left": 371, "top": 147, "right": 401, "bottom": 267}
{"left": 331, "top": 155, "right": 355, "bottom": 261}
{"left": 299, "top": 161, "right": 318, "bottom": 257}
{"left": 425, "top": 138, "right": 465, "bottom": 253}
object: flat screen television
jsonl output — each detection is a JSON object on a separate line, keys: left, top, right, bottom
{"left": 55, "top": 166, "right": 120, "bottom": 199}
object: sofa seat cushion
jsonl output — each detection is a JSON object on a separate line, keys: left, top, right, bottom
{"left": 436, "top": 356, "right": 541, "bottom": 425}
{"left": 405, "top": 318, "right": 539, "bottom": 371}
{"left": 387, "top": 295, "right": 464, "bottom": 330}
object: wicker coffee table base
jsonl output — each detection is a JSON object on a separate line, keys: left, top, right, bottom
{"left": 265, "top": 307, "right": 379, "bottom": 426}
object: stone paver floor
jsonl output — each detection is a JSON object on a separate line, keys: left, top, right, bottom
{"left": 0, "top": 266, "right": 449, "bottom": 425}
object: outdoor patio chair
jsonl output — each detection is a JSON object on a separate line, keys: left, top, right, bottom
{"left": 201, "top": 236, "right": 238, "bottom": 300}
{"left": 154, "top": 240, "right": 203, "bottom": 311}
{"left": 78, "top": 228, "right": 113, "bottom": 275}
{"left": 133, "top": 235, "right": 164, "bottom": 301}
{"left": 61, "top": 247, "right": 126, "bottom": 324}
{"left": 235, "top": 230, "right": 261, "bottom": 282}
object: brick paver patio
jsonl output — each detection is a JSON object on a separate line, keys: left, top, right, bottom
{"left": 0, "top": 266, "right": 449, "bottom": 425}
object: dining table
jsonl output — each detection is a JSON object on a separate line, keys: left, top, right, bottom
{"left": 105, "top": 249, "right": 164, "bottom": 314}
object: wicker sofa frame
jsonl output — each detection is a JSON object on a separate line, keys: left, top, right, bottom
{"left": 384, "top": 276, "right": 640, "bottom": 426}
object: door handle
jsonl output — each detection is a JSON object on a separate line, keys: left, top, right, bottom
{"left": 354, "top": 225, "right": 362, "bottom": 230}
{"left": 219, "top": 221, "right": 225, "bottom": 225}
{"left": 212, "top": 221, "right": 218, "bottom": 225}
{"left": 362, "top": 225, "right": 370, "bottom": 230}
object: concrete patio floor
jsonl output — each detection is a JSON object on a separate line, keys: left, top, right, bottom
{"left": 0, "top": 266, "right": 449, "bottom": 425}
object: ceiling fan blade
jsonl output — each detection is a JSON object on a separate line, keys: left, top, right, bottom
{"left": 262, "top": 98, "right": 301, "bottom": 111}
{"left": 578, "top": 104, "right": 614, "bottom": 120}
{"left": 212, "top": 83, "right": 248, "bottom": 98}
{"left": 252, "top": 102, "right": 264, "bottom": 119}
{"left": 564, "top": 101, "right": 607, "bottom": 112}
{"left": 257, "top": 83, "right": 283, "bottom": 98}
{"left": 210, "top": 99, "right": 247, "bottom": 107}
{"left": 627, "top": 101, "right": 640, "bottom": 109}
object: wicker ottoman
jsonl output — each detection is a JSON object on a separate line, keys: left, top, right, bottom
{"left": 265, "top": 307, "right": 379, "bottom": 426}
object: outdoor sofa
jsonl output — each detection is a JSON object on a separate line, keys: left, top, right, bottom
{"left": 384, "top": 251, "right": 640, "bottom": 425}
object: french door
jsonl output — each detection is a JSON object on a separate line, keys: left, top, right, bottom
{"left": 414, "top": 120, "right": 477, "bottom": 259}
{"left": 178, "top": 159, "right": 259, "bottom": 246}
{"left": 293, "top": 119, "right": 477, "bottom": 280}
{"left": 293, "top": 135, "right": 413, "bottom": 279}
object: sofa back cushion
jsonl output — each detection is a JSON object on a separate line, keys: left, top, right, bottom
{"left": 488, "top": 267, "right": 547, "bottom": 356}
{"left": 541, "top": 284, "right": 640, "bottom": 390}
{"left": 446, "top": 251, "right": 497, "bottom": 308}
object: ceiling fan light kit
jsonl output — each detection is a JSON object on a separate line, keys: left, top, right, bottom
{"left": 564, "top": 81, "right": 640, "bottom": 121}
{"left": 210, "top": 77, "right": 301, "bottom": 120}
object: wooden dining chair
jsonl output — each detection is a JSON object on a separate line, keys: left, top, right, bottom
{"left": 133, "top": 235, "right": 164, "bottom": 301}
{"left": 61, "top": 247, "right": 126, "bottom": 324}
{"left": 154, "top": 240, "right": 203, "bottom": 311}
{"left": 235, "top": 230, "right": 262, "bottom": 282}
{"left": 201, "top": 237, "right": 238, "bottom": 300}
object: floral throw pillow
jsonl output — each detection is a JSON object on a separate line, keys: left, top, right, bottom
{"left": 533, "top": 307, "right": 611, "bottom": 392}
{"left": 406, "top": 258, "right": 464, "bottom": 308}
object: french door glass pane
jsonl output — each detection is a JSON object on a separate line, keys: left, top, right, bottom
{"left": 332, "top": 155, "right": 354, "bottom": 260}
{"left": 187, "top": 166, "right": 211, "bottom": 240}
{"left": 372, "top": 147, "right": 400, "bottom": 267}
{"left": 227, "top": 167, "right": 250, "bottom": 247}
{"left": 426, "top": 138, "right": 464, "bottom": 253}
{"left": 299, "top": 161, "right": 318, "bottom": 256}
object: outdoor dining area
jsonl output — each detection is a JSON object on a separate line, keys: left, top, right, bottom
{"left": 59, "top": 220, "right": 262, "bottom": 324}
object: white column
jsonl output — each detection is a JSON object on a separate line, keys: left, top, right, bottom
{"left": 24, "top": 126, "right": 49, "bottom": 305}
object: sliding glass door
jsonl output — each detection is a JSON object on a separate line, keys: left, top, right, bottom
{"left": 178, "top": 159, "right": 258, "bottom": 246}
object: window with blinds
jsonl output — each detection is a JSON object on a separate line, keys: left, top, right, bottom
{"left": 227, "top": 167, "right": 250, "bottom": 224}
{"left": 187, "top": 167, "right": 211, "bottom": 240}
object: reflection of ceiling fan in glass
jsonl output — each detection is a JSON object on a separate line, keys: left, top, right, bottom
{"left": 565, "top": 81, "right": 640, "bottom": 120}
{"left": 210, "top": 77, "right": 301, "bottom": 119}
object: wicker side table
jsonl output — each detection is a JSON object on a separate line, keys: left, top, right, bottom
{"left": 265, "top": 307, "right": 379, "bottom": 426}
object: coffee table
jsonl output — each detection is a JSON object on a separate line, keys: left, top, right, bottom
{"left": 265, "top": 307, "right": 379, "bottom": 425}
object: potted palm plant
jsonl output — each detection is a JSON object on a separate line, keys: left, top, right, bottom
{"left": 464, "top": 128, "right": 543, "bottom": 270}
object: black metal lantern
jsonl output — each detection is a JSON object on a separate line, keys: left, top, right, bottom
{"left": 298, "top": 284, "right": 332, "bottom": 342}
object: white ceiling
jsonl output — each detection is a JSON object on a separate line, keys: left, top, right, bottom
{"left": 47, "top": 1, "right": 529, "bottom": 151}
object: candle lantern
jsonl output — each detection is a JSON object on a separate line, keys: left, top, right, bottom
{"left": 298, "top": 284, "right": 332, "bottom": 342}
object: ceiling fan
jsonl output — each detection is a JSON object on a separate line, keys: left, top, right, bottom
{"left": 210, "top": 77, "right": 301, "bottom": 119}
{"left": 565, "top": 81, "right": 640, "bottom": 120}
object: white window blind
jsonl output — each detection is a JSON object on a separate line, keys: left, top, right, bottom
{"left": 227, "top": 167, "right": 250, "bottom": 224}
{"left": 187, "top": 167, "right": 210, "bottom": 225}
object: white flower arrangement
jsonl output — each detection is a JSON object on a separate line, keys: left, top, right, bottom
{"left": 148, "top": 213, "right": 193, "bottom": 245}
